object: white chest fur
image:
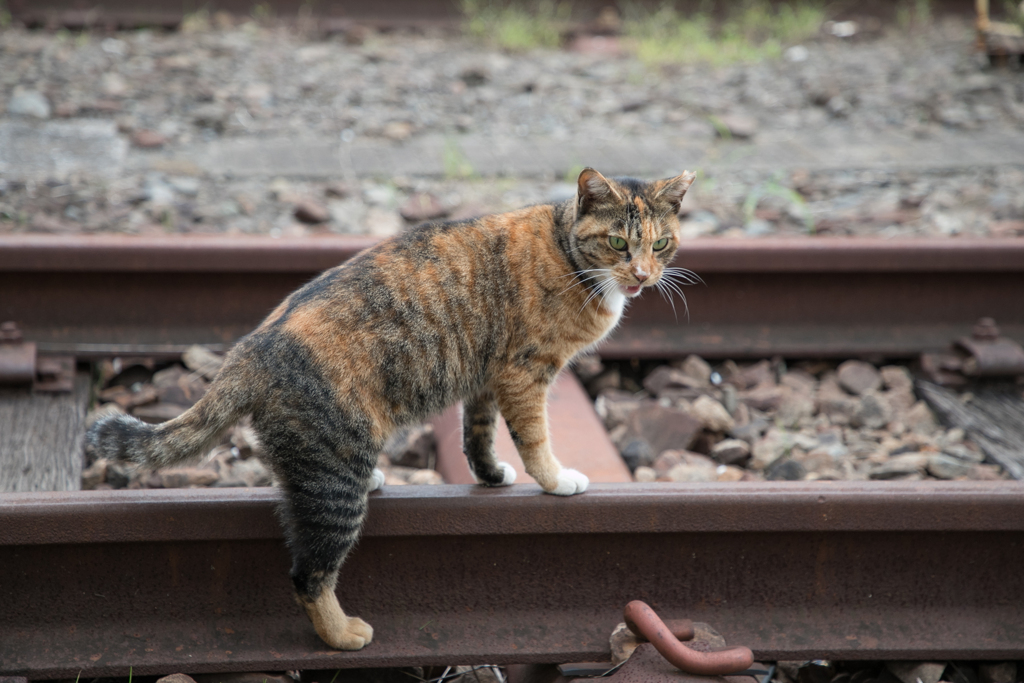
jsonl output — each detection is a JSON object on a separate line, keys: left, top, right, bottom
{"left": 594, "top": 286, "right": 628, "bottom": 344}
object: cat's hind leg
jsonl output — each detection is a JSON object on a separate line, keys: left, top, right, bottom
{"left": 463, "top": 390, "right": 516, "bottom": 487}
{"left": 257, "top": 418, "right": 376, "bottom": 650}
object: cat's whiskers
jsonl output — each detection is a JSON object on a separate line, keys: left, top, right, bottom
{"left": 663, "top": 266, "right": 704, "bottom": 285}
{"left": 653, "top": 278, "right": 678, "bottom": 322}
{"left": 656, "top": 272, "right": 692, "bottom": 321}
{"left": 577, "top": 275, "right": 619, "bottom": 317}
{"left": 557, "top": 268, "right": 611, "bottom": 296}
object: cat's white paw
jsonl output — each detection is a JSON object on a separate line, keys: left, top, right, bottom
{"left": 497, "top": 461, "right": 517, "bottom": 486}
{"left": 547, "top": 468, "right": 589, "bottom": 496}
{"left": 368, "top": 468, "right": 385, "bottom": 492}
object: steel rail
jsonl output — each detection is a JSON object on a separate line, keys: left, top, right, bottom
{"left": 2, "top": 235, "right": 1023, "bottom": 359}
{"left": 6, "top": 0, "right": 980, "bottom": 29}
{"left": 2, "top": 481, "right": 1024, "bottom": 679}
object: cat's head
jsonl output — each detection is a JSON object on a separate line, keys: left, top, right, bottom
{"left": 570, "top": 167, "right": 696, "bottom": 300}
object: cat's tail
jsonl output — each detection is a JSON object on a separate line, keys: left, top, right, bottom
{"left": 85, "top": 362, "right": 253, "bottom": 469}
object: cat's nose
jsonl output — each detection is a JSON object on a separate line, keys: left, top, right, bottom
{"left": 633, "top": 269, "right": 649, "bottom": 282}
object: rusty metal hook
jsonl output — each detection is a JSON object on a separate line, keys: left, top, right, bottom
{"left": 623, "top": 600, "right": 755, "bottom": 676}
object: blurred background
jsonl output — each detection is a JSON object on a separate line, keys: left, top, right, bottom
{"left": 1, "top": 0, "right": 1022, "bottom": 240}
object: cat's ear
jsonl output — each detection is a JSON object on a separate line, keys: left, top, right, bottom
{"left": 576, "top": 168, "right": 622, "bottom": 216}
{"left": 653, "top": 171, "right": 697, "bottom": 214}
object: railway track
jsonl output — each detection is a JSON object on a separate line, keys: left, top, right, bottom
{"left": 5, "top": 0, "right": 982, "bottom": 29}
{"left": 4, "top": 235, "right": 1024, "bottom": 359}
{"left": 2, "top": 236, "right": 1024, "bottom": 678}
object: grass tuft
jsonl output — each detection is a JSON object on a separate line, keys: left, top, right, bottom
{"left": 463, "top": 0, "right": 570, "bottom": 51}
{"left": 624, "top": 0, "right": 825, "bottom": 67}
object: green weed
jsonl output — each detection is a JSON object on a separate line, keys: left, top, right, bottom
{"left": 897, "top": 0, "right": 933, "bottom": 31}
{"left": 462, "top": 0, "right": 569, "bottom": 51}
{"left": 0, "top": 0, "right": 11, "bottom": 29}
{"left": 624, "top": 0, "right": 825, "bottom": 67}
{"left": 443, "top": 139, "right": 477, "bottom": 180}
{"left": 743, "top": 177, "right": 815, "bottom": 234}
{"left": 180, "top": 6, "right": 211, "bottom": 32}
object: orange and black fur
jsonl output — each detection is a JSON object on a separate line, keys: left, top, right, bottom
{"left": 84, "top": 168, "right": 696, "bottom": 651}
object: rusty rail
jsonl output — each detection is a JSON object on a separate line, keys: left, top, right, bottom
{"left": 6, "top": 0, "right": 981, "bottom": 29}
{"left": 3, "top": 235, "right": 1024, "bottom": 360}
{"left": 3, "top": 482, "right": 1024, "bottom": 679}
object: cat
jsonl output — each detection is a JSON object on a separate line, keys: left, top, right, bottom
{"left": 84, "top": 167, "right": 695, "bottom": 651}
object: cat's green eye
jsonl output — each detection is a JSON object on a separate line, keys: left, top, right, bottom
{"left": 652, "top": 238, "right": 669, "bottom": 251}
{"left": 609, "top": 236, "right": 628, "bottom": 251}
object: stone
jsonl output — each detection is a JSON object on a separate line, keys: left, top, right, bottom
{"left": 642, "top": 365, "right": 705, "bottom": 395}
{"left": 727, "top": 360, "right": 773, "bottom": 390}
{"left": 711, "top": 438, "right": 751, "bottom": 465}
{"left": 383, "top": 121, "right": 414, "bottom": 141}
{"left": 968, "top": 464, "right": 1005, "bottom": 481}
{"left": 853, "top": 391, "right": 892, "bottom": 429}
{"left": 904, "top": 401, "right": 939, "bottom": 435}
{"left": 886, "top": 662, "right": 946, "bottom": 683}
{"left": 880, "top": 365, "right": 914, "bottom": 392}
{"left": 690, "top": 395, "right": 734, "bottom": 432}
{"left": 400, "top": 192, "right": 447, "bottom": 222}
{"left": 595, "top": 390, "right": 642, "bottom": 430}
{"left": 657, "top": 450, "right": 717, "bottom": 480}
{"left": 100, "top": 72, "right": 129, "bottom": 97}
{"left": 633, "top": 466, "right": 657, "bottom": 482}
{"left": 294, "top": 199, "right": 330, "bottom": 224}
{"left": 777, "top": 388, "right": 815, "bottom": 428}
{"left": 191, "top": 103, "right": 228, "bottom": 130}
{"left": 730, "top": 416, "right": 769, "bottom": 444}
{"left": 766, "top": 459, "right": 806, "bottom": 481}
{"left": 716, "top": 113, "right": 758, "bottom": 139}
{"left": 667, "top": 462, "right": 717, "bottom": 482}
{"left": 869, "top": 453, "right": 929, "bottom": 480}
{"left": 365, "top": 207, "right": 403, "bottom": 236}
{"left": 8, "top": 88, "right": 51, "bottom": 119}
{"left": 620, "top": 438, "right": 656, "bottom": 471}
{"left": 672, "top": 355, "right": 712, "bottom": 387}
{"left": 610, "top": 622, "right": 638, "bottom": 665}
{"left": 157, "top": 675, "right": 198, "bottom": 683}
{"left": 228, "top": 457, "right": 273, "bottom": 487}
{"left": 942, "top": 443, "right": 984, "bottom": 463}
{"left": 383, "top": 424, "right": 436, "bottom": 469}
{"left": 182, "top": 345, "right": 224, "bottom": 380}
{"left": 927, "top": 453, "right": 973, "bottom": 480}
{"left": 159, "top": 467, "right": 220, "bottom": 488}
{"left": 0, "top": 120, "right": 127, "bottom": 179}
{"left": 978, "top": 663, "right": 1016, "bottom": 683}
{"left": 106, "top": 462, "right": 132, "bottom": 489}
{"left": 407, "top": 468, "right": 444, "bottom": 485}
{"left": 131, "top": 129, "right": 167, "bottom": 148}
{"left": 740, "top": 385, "right": 785, "bottom": 411}
{"left": 750, "top": 428, "right": 795, "bottom": 470}
{"left": 624, "top": 401, "right": 702, "bottom": 456}
{"left": 837, "top": 360, "right": 883, "bottom": 395}
{"left": 193, "top": 674, "right": 293, "bottom": 683}
{"left": 153, "top": 365, "right": 208, "bottom": 407}
{"left": 99, "top": 383, "right": 159, "bottom": 410}
{"left": 715, "top": 465, "right": 746, "bottom": 481}
{"left": 816, "top": 373, "right": 859, "bottom": 424}
{"left": 780, "top": 369, "right": 818, "bottom": 396}
{"left": 81, "top": 458, "right": 110, "bottom": 490}
{"left": 573, "top": 354, "right": 604, "bottom": 382}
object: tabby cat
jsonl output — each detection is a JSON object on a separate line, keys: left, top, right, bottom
{"left": 85, "top": 167, "right": 695, "bottom": 651}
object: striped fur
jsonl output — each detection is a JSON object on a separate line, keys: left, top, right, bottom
{"left": 84, "top": 167, "right": 695, "bottom": 650}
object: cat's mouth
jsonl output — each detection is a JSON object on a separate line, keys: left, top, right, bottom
{"left": 623, "top": 285, "right": 643, "bottom": 296}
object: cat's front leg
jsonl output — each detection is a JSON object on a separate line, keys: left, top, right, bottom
{"left": 463, "top": 390, "right": 517, "bottom": 487}
{"left": 493, "top": 372, "right": 589, "bottom": 496}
